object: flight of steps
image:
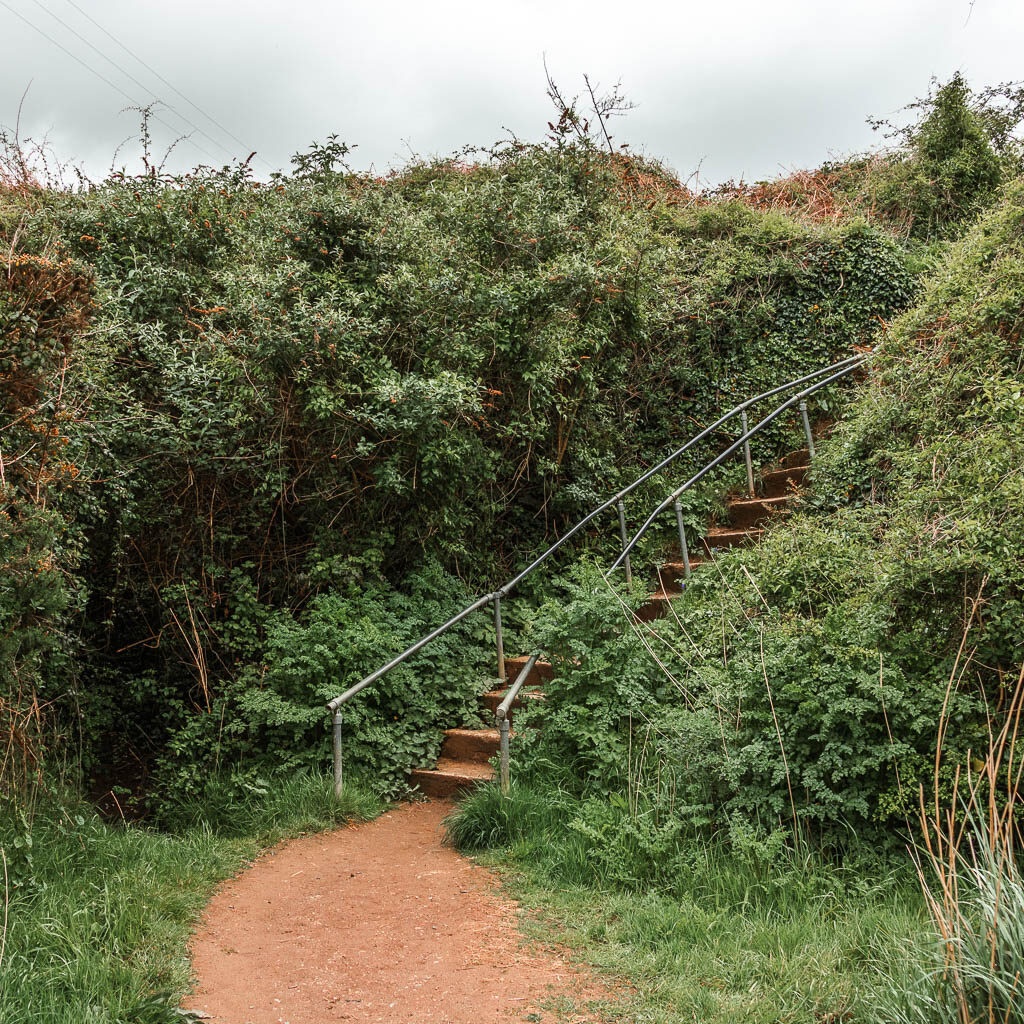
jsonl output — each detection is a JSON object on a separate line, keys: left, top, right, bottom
{"left": 407, "top": 448, "right": 811, "bottom": 797}
{"left": 639, "top": 447, "right": 810, "bottom": 621}
{"left": 407, "top": 656, "right": 551, "bottom": 798}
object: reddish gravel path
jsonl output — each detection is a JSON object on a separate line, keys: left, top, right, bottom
{"left": 185, "top": 801, "right": 605, "bottom": 1024}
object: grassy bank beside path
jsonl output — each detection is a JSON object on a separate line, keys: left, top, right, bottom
{"left": 447, "top": 782, "right": 929, "bottom": 1024}
{"left": 0, "top": 775, "right": 382, "bottom": 1024}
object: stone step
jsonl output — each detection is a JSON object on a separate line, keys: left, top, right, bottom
{"left": 637, "top": 590, "right": 678, "bottom": 622}
{"left": 502, "top": 656, "right": 554, "bottom": 688}
{"left": 440, "top": 728, "right": 500, "bottom": 762}
{"left": 656, "top": 560, "right": 705, "bottom": 593}
{"left": 760, "top": 465, "right": 809, "bottom": 498}
{"left": 408, "top": 758, "right": 492, "bottom": 798}
{"left": 479, "top": 687, "right": 544, "bottom": 725}
{"left": 727, "top": 495, "right": 791, "bottom": 529}
{"left": 702, "top": 527, "right": 763, "bottom": 552}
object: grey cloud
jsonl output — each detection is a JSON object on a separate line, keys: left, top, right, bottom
{"left": 2, "top": 0, "right": 1020, "bottom": 186}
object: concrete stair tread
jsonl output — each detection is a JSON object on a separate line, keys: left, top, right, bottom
{"left": 659, "top": 559, "right": 706, "bottom": 572}
{"left": 761, "top": 465, "right": 809, "bottom": 483}
{"left": 443, "top": 727, "right": 500, "bottom": 740}
{"left": 480, "top": 687, "right": 545, "bottom": 702}
{"left": 415, "top": 757, "right": 493, "bottom": 779}
{"left": 704, "top": 526, "right": 763, "bottom": 546}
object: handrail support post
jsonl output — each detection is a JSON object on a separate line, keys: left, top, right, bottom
{"left": 493, "top": 594, "right": 506, "bottom": 682}
{"left": 332, "top": 710, "right": 343, "bottom": 798}
{"left": 674, "top": 499, "right": 691, "bottom": 580}
{"left": 799, "top": 400, "right": 816, "bottom": 458}
{"left": 498, "top": 712, "right": 511, "bottom": 796}
{"left": 741, "top": 409, "right": 755, "bottom": 496}
{"left": 616, "top": 499, "right": 632, "bottom": 586}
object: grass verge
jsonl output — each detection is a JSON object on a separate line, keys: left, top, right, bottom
{"left": 0, "top": 774, "right": 382, "bottom": 1024}
{"left": 447, "top": 780, "right": 929, "bottom": 1024}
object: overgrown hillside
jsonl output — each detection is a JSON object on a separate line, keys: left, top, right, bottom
{"left": 1, "top": 140, "right": 911, "bottom": 804}
{"left": 503, "top": 173, "right": 1024, "bottom": 850}
{"left": 3, "top": 73, "right": 1021, "bottom": 817}
{"left": 2, "top": 68, "right": 1023, "bottom": 1024}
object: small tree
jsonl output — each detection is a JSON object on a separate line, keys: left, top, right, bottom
{"left": 871, "top": 74, "right": 1011, "bottom": 238}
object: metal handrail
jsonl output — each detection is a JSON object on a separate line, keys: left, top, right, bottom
{"left": 607, "top": 357, "right": 865, "bottom": 574}
{"left": 495, "top": 354, "right": 862, "bottom": 595}
{"left": 324, "top": 354, "right": 866, "bottom": 795}
{"left": 326, "top": 355, "right": 859, "bottom": 711}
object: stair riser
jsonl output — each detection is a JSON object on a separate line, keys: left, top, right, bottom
{"left": 702, "top": 531, "right": 760, "bottom": 552}
{"left": 441, "top": 733, "right": 499, "bottom": 762}
{"left": 637, "top": 595, "right": 671, "bottom": 621}
{"left": 760, "top": 466, "right": 809, "bottom": 498}
{"left": 658, "top": 575, "right": 684, "bottom": 595}
{"left": 408, "top": 771, "right": 486, "bottom": 799}
{"left": 657, "top": 562, "right": 700, "bottom": 588}
{"left": 779, "top": 448, "right": 810, "bottom": 469}
{"left": 728, "top": 499, "right": 787, "bottom": 530}
{"left": 479, "top": 691, "right": 543, "bottom": 727}
{"left": 502, "top": 657, "right": 554, "bottom": 688}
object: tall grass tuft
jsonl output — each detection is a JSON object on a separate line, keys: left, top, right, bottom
{"left": 878, "top": 664, "right": 1024, "bottom": 1024}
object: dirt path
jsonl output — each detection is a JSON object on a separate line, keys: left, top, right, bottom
{"left": 185, "top": 801, "right": 604, "bottom": 1024}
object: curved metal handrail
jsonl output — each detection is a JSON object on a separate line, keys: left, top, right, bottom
{"left": 326, "top": 354, "right": 861, "bottom": 717}
{"left": 496, "top": 354, "right": 862, "bottom": 595}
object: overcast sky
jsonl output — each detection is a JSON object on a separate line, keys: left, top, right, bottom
{"left": 1, "top": 0, "right": 1021, "bottom": 186}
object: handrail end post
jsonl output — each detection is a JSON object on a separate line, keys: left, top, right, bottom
{"left": 331, "top": 710, "right": 344, "bottom": 799}
{"left": 499, "top": 714, "right": 511, "bottom": 797}
{"left": 799, "top": 399, "right": 816, "bottom": 459}
{"left": 674, "top": 499, "right": 691, "bottom": 580}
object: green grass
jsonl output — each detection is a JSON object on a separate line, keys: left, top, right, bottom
{"left": 0, "top": 774, "right": 383, "bottom": 1024}
{"left": 446, "top": 781, "right": 930, "bottom": 1024}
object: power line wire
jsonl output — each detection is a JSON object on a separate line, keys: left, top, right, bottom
{"left": 59, "top": 0, "right": 273, "bottom": 172}
{"left": 29, "top": 0, "right": 241, "bottom": 165}
{"left": 1, "top": 0, "right": 223, "bottom": 166}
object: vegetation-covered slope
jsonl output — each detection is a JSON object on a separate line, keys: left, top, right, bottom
{"left": 2, "top": 68, "right": 1022, "bottom": 1024}
{"left": 507, "top": 174, "right": 1024, "bottom": 846}
{"left": 1, "top": 142, "right": 911, "bottom": 803}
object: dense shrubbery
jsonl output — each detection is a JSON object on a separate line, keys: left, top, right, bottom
{"left": 2, "top": 70, "right": 1022, "bottom": 1024}
{"left": 3, "top": 73, "right": 1019, "bottom": 825}
{"left": 1, "top": 136, "right": 912, "bottom": 803}
{"left": 502, "top": 175, "right": 1024, "bottom": 848}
